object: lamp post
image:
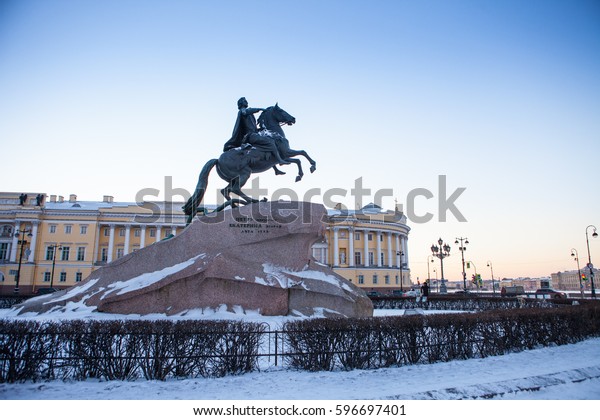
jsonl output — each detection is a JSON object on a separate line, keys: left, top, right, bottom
{"left": 397, "top": 251, "right": 404, "bottom": 292}
{"left": 571, "top": 248, "right": 584, "bottom": 299}
{"left": 455, "top": 237, "right": 469, "bottom": 292}
{"left": 585, "top": 225, "right": 597, "bottom": 299}
{"left": 49, "top": 244, "right": 63, "bottom": 289}
{"left": 433, "top": 268, "right": 438, "bottom": 293}
{"left": 431, "top": 238, "right": 450, "bottom": 294}
{"left": 14, "top": 228, "right": 33, "bottom": 294}
{"left": 426, "top": 257, "right": 431, "bottom": 284}
{"left": 487, "top": 261, "right": 496, "bottom": 297}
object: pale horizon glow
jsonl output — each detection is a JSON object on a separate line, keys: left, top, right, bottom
{"left": 1, "top": 0, "right": 599, "bottom": 281}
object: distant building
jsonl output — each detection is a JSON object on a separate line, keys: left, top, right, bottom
{"left": 501, "top": 277, "right": 551, "bottom": 291}
{"left": 0, "top": 192, "right": 410, "bottom": 295}
{"left": 551, "top": 269, "right": 598, "bottom": 291}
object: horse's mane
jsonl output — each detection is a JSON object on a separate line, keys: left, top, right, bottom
{"left": 257, "top": 105, "right": 273, "bottom": 129}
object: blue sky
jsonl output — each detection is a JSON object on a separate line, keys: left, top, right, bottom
{"left": 1, "top": 0, "right": 599, "bottom": 281}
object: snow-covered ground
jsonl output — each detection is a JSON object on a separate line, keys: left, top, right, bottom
{"left": 1, "top": 307, "right": 599, "bottom": 415}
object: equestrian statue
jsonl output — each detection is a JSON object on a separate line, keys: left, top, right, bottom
{"left": 183, "top": 98, "right": 316, "bottom": 224}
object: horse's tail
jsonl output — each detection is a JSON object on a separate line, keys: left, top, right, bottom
{"left": 183, "top": 158, "right": 218, "bottom": 222}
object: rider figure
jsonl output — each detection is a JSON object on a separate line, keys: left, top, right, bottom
{"left": 223, "top": 97, "right": 288, "bottom": 166}
{"left": 223, "top": 97, "right": 262, "bottom": 152}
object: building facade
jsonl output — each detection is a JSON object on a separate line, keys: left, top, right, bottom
{"left": 551, "top": 269, "right": 598, "bottom": 291}
{"left": 0, "top": 192, "right": 410, "bottom": 295}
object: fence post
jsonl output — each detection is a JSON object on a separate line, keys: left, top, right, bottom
{"left": 274, "top": 331, "right": 278, "bottom": 367}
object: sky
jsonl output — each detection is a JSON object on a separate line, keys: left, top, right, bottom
{"left": 1, "top": 0, "right": 599, "bottom": 281}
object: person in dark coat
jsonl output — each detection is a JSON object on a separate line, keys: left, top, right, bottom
{"left": 421, "top": 281, "right": 429, "bottom": 297}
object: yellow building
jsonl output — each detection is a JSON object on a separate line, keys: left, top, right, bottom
{"left": 0, "top": 192, "right": 410, "bottom": 296}
{"left": 318, "top": 203, "right": 411, "bottom": 293}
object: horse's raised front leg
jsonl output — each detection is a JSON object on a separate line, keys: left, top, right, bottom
{"left": 285, "top": 158, "right": 303, "bottom": 182}
{"left": 286, "top": 149, "right": 316, "bottom": 173}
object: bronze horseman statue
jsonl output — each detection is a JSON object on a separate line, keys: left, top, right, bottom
{"left": 183, "top": 98, "right": 316, "bottom": 224}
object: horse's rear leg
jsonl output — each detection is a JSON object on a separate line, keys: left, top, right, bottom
{"left": 230, "top": 174, "right": 259, "bottom": 204}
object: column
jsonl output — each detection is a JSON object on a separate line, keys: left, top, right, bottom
{"left": 395, "top": 234, "right": 401, "bottom": 266}
{"left": 363, "top": 229, "right": 369, "bottom": 267}
{"left": 172, "top": 226, "right": 177, "bottom": 236}
{"left": 27, "top": 221, "right": 39, "bottom": 263}
{"left": 332, "top": 227, "right": 339, "bottom": 267}
{"left": 402, "top": 235, "right": 409, "bottom": 267}
{"left": 124, "top": 225, "right": 131, "bottom": 255}
{"left": 140, "top": 226, "right": 146, "bottom": 248}
{"left": 376, "top": 230, "right": 382, "bottom": 267}
{"left": 107, "top": 224, "right": 115, "bottom": 263}
{"left": 94, "top": 224, "right": 101, "bottom": 264}
{"left": 156, "top": 226, "right": 162, "bottom": 243}
{"left": 348, "top": 227, "right": 355, "bottom": 267}
{"left": 10, "top": 221, "right": 20, "bottom": 262}
{"left": 387, "top": 232, "right": 393, "bottom": 268}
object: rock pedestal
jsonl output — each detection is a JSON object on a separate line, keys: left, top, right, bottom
{"left": 14, "top": 201, "right": 373, "bottom": 318}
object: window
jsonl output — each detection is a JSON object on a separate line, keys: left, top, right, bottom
{"left": 354, "top": 252, "right": 362, "bottom": 266}
{"left": 101, "top": 248, "right": 108, "bottom": 262}
{"left": 381, "top": 253, "right": 385, "bottom": 265}
{"left": 373, "top": 275, "right": 378, "bottom": 284}
{"left": 59, "top": 272, "right": 67, "bottom": 282}
{"left": 64, "top": 225, "right": 72, "bottom": 234}
{"left": 1, "top": 225, "right": 12, "bottom": 237}
{"left": 134, "top": 229, "right": 141, "bottom": 237}
{"left": 75, "top": 272, "right": 82, "bottom": 282}
{"left": 104, "top": 228, "right": 110, "bottom": 236}
{"left": 355, "top": 232, "right": 360, "bottom": 240}
{"left": 358, "top": 275, "right": 364, "bottom": 284}
{"left": 165, "top": 228, "right": 172, "bottom": 237}
{"left": 77, "top": 247, "right": 85, "bottom": 261}
{"left": 61, "top": 246, "right": 70, "bottom": 261}
{"left": 49, "top": 225, "right": 57, "bottom": 234}
{"left": 385, "top": 275, "right": 390, "bottom": 284}
{"left": 380, "top": 234, "right": 384, "bottom": 242}
{"left": 44, "top": 272, "right": 51, "bottom": 283}
{"left": 0, "top": 243, "right": 8, "bottom": 260}
{"left": 395, "top": 275, "right": 399, "bottom": 285}
{"left": 368, "top": 252, "right": 374, "bottom": 265}
{"left": 45, "top": 246, "right": 55, "bottom": 261}
{"left": 119, "top": 228, "right": 125, "bottom": 237}
{"left": 149, "top": 228, "right": 156, "bottom": 238}
{"left": 368, "top": 233, "right": 373, "bottom": 241}
{"left": 80, "top": 225, "right": 88, "bottom": 235}
{"left": 117, "top": 248, "right": 124, "bottom": 259}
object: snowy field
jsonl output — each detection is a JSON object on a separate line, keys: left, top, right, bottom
{"left": 1, "top": 307, "right": 599, "bottom": 418}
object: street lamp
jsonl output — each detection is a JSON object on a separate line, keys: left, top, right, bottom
{"left": 487, "top": 261, "right": 496, "bottom": 297}
{"left": 585, "top": 225, "right": 597, "bottom": 299}
{"left": 431, "top": 238, "right": 451, "bottom": 294}
{"left": 397, "top": 251, "right": 404, "bottom": 292}
{"left": 14, "top": 228, "right": 33, "bottom": 294}
{"left": 49, "top": 244, "right": 63, "bottom": 289}
{"left": 433, "top": 268, "right": 438, "bottom": 293}
{"left": 455, "top": 237, "right": 469, "bottom": 292}
{"left": 571, "top": 248, "right": 584, "bottom": 299}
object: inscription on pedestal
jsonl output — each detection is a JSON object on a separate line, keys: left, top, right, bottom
{"left": 229, "top": 217, "right": 283, "bottom": 234}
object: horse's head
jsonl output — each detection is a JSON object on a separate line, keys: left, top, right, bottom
{"left": 258, "top": 103, "right": 295, "bottom": 131}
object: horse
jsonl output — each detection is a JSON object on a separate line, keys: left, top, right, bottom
{"left": 183, "top": 104, "right": 317, "bottom": 224}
